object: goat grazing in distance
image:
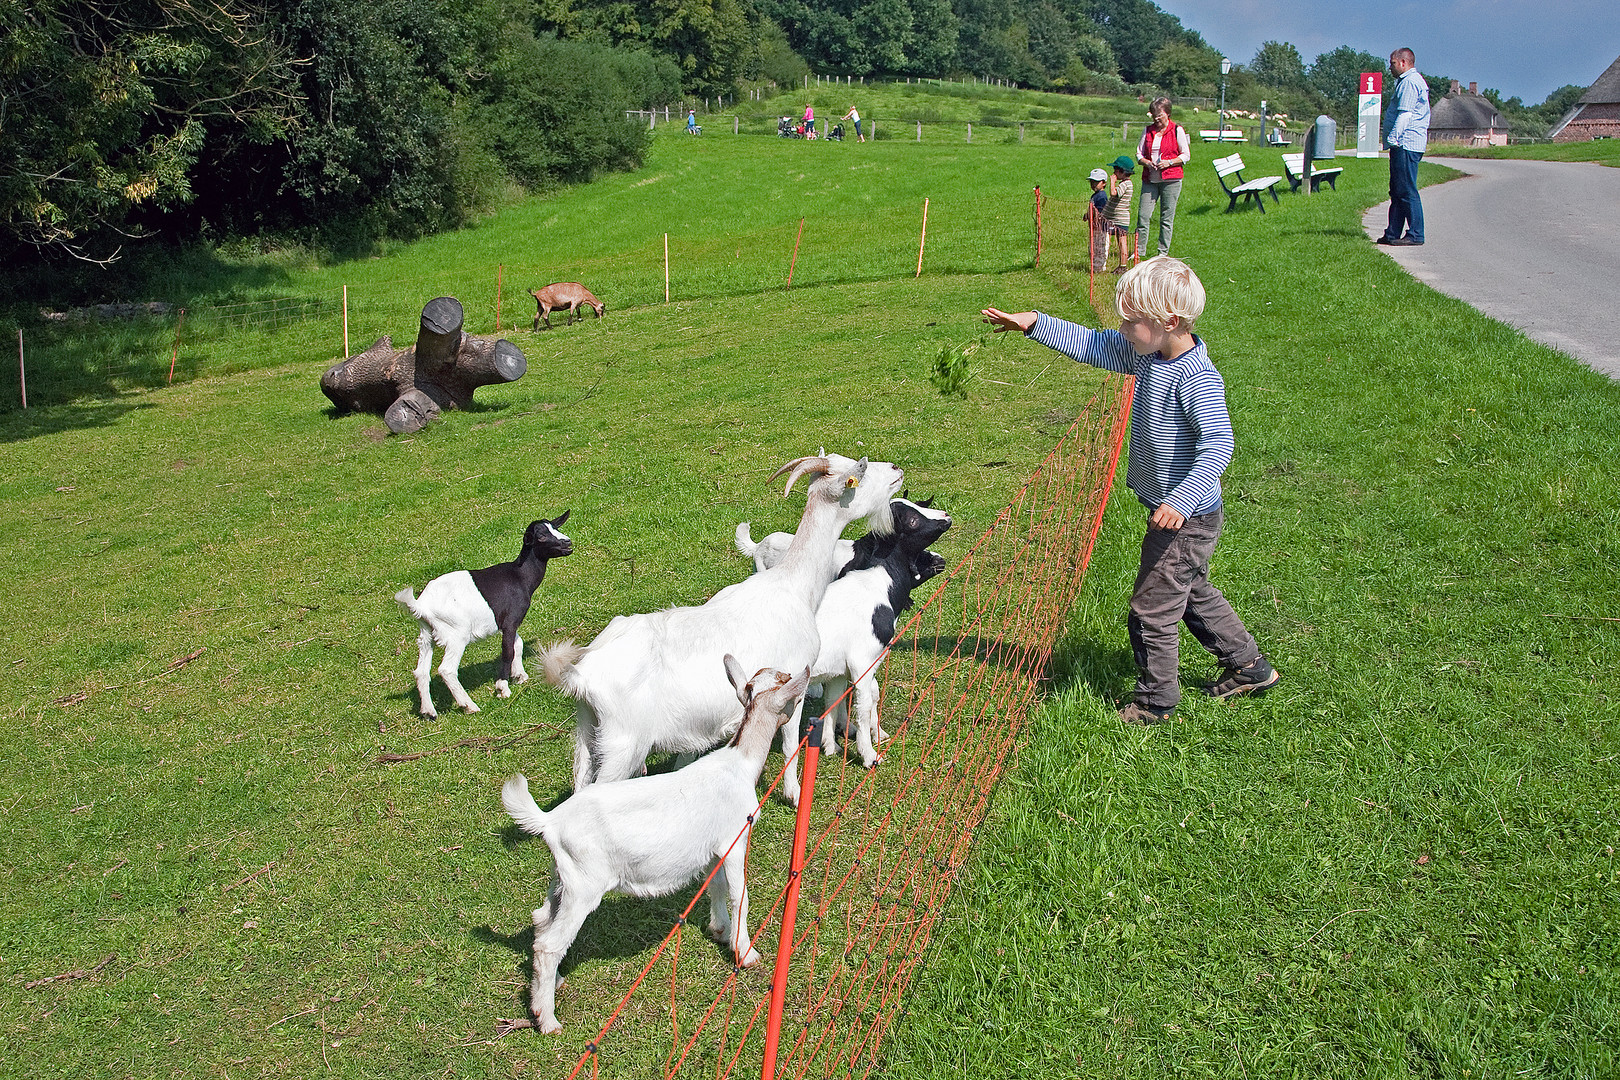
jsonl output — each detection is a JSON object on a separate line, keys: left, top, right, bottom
{"left": 529, "top": 283, "right": 605, "bottom": 330}
{"left": 542, "top": 454, "right": 904, "bottom": 806}
{"left": 395, "top": 512, "right": 573, "bottom": 716}
{"left": 502, "top": 656, "right": 808, "bottom": 1034}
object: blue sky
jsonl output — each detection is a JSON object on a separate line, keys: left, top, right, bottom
{"left": 1156, "top": 0, "right": 1619, "bottom": 104}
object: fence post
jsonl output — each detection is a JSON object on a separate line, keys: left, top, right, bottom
{"left": 1033, "top": 187, "right": 1042, "bottom": 268}
{"left": 664, "top": 233, "right": 670, "bottom": 303}
{"left": 167, "top": 308, "right": 186, "bottom": 384}
{"left": 967, "top": 122, "right": 972, "bottom": 142}
{"left": 916, "top": 120, "right": 921, "bottom": 143}
{"left": 735, "top": 115, "right": 739, "bottom": 135}
{"left": 342, "top": 285, "right": 350, "bottom": 357}
{"left": 16, "top": 328, "right": 24, "bottom": 409}
{"left": 1020, "top": 122, "right": 1024, "bottom": 141}
{"left": 915, "top": 198, "right": 929, "bottom": 278}
{"left": 1070, "top": 122, "right": 1074, "bottom": 144}
{"left": 496, "top": 263, "right": 503, "bottom": 332}
{"left": 760, "top": 713, "right": 824, "bottom": 1080}
{"left": 787, "top": 218, "right": 805, "bottom": 289}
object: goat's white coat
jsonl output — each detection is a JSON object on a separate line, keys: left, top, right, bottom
{"left": 503, "top": 658, "right": 806, "bottom": 1033}
{"left": 544, "top": 455, "right": 902, "bottom": 806}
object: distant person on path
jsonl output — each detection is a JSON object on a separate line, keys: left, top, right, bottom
{"left": 1378, "top": 47, "right": 1430, "bottom": 246}
{"left": 803, "top": 103, "right": 815, "bottom": 136}
{"left": 1136, "top": 98, "right": 1190, "bottom": 262}
{"left": 981, "top": 258, "right": 1282, "bottom": 724}
{"left": 686, "top": 109, "right": 699, "bottom": 135}
{"left": 842, "top": 105, "right": 864, "bottom": 142}
{"left": 1106, "top": 155, "right": 1135, "bottom": 272}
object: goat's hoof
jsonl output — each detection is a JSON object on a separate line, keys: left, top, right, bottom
{"left": 495, "top": 685, "right": 512, "bottom": 699}
{"left": 877, "top": 728, "right": 891, "bottom": 743}
{"left": 420, "top": 708, "right": 437, "bottom": 719}
{"left": 738, "top": 947, "right": 762, "bottom": 969}
{"left": 460, "top": 701, "right": 481, "bottom": 714}
{"left": 514, "top": 672, "right": 530, "bottom": 685}
{"left": 538, "top": 1016, "right": 563, "bottom": 1035}
{"left": 864, "top": 754, "right": 884, "bottom": 769}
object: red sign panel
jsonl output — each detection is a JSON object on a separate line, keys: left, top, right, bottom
{"left": 1361, "top": 71, "right": 1383, "bottom": 95}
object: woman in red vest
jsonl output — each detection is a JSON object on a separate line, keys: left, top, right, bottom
{"left": 1136, "top": 97, "right": 1191, "bottom": 262}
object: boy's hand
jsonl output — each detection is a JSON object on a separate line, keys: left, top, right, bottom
{"left": 1149, "top": 503, "right": 1185, "bottom": 530}
{"left": 981, "top": 308, "right": 1036, "bottom": 334}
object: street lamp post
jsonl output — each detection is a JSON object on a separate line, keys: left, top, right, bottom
{"left": 1219, "top": 57, "right": 1231, "bottom": 139}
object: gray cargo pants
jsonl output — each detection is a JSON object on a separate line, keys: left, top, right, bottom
{"left": 1128, "top": 507, "right": 1260, "bottom": 710}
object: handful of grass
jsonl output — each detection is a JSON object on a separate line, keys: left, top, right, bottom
{"left": 928, "top": 337, "right": 983, "bottom": 398}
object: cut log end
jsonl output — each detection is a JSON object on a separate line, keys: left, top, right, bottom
{"left": 421, "top": 297, "right": 464, "bottom": 337}
{"left": 493, "top": 340, "right": 528, "bottom": 383}
{"left": 385, "top": 389, "right": 441, "bottom": 435}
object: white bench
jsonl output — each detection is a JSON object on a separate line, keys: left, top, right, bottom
{"left": 1199, "top": 129, "right": 1247, "bottom": 143}
{"left": 1282, "top": 153, "right": 1343, "bottom": 193}
{"left": 1213, "top": 154, "right": 1283, "bottom": 213}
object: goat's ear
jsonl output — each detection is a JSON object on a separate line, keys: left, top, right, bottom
{"left": 782, "top": 668, "right": 810, "bottom": 703}
{"left": 723, "top": 654, "right": 751, "bottom": 707}
{"left": 552, "top": 509, "right": 570, "bottom": 527}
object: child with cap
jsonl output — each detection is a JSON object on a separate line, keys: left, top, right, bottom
{"left": 1086, "top": 167, "right": 1111, "bottom": 271}
{"left": 980, "top": 257, "right": 1282, "bottom": 724}
{"left": 1106, "top": 155, "right": 1136, "bottom": 272}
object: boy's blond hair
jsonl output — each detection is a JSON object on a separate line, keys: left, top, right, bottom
{"left": 1115, "top": 256, "right": 1205, "bottom": 329}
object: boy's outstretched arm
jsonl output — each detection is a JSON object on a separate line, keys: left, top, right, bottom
{"left": 981, "top": 308, "right": 1036, "bottom": 334}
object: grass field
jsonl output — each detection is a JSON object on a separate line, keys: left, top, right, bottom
{"left": 4, "top": 124, "right": 1618, "bottom": 1080}
{"left": 1424, "top": 139, "right": 1620, "bottom": 167}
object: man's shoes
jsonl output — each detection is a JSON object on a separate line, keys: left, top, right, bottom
{"left": 1377, "top": 235, "right": 1422, "bottom": 246}
{"left": 1207, "top": 656, "right": 1282, "bottom": 699}
{"left": 1118, "top": 701, "right": 1174, "bottom": 725}
{"left": 1375, "top": 235, "right": 1400, "bottom": 245}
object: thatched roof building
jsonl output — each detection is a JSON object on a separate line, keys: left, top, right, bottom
{"left": 1430, "top": 81, "right": 1509, "bottom": 146}
{"left": 1550, "top": 55, "right": 1620, "bottom": 142}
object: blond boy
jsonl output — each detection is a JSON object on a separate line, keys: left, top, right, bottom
{"left": 982, "top": 257, "right": 1280, "bottom": 723}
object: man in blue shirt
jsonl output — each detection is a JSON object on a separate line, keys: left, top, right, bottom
{"left": 1378, "top": 48, "right": 1430, "bottom": 246}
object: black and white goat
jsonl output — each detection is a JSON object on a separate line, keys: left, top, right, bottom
{"left": 735, "top": 493, "right": 950, "bottom": 575}
{"left": 502, "top": 656, "right": 808, "bottom": 1033}
{"left": 808, "top": 504, "right": 952, "bottom": 767}
{"left": 542, "top": 454, "right": 903, "bottom": 806}
{"left": 396, "top": 512, "right": 573, "bottom": 717}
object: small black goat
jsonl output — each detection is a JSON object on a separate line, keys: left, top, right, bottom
{"left": 396, "top": 512, "right": 573, "bottom": 716}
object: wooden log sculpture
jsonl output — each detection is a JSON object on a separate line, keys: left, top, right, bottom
{"left": 320, "top": 296, "right": 527, "bottom": 435}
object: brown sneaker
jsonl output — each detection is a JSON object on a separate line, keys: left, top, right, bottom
{"left": 1207, "top": 656, "right": 1281, "bottom": 699}
{"left": 1117, "top": 701, "right": 1174, "bottom": 725}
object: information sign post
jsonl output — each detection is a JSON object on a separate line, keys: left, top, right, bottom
{"left": 1357, "top": 71, "right": 1383, "bottom": 157}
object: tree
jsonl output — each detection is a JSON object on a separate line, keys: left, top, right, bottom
{"left": 1026, "top": 2, "right": 1076, "bottom": 78}
{"left": 1250, "top": 40, "right": 1305, "bottom": 89}
{"left": 1072, "top": 0, "right": 1199, "bottom": 84}
{"left": 0, "top": 0, "right": 295, "bottom": 265}
{"left": 1149, "top": 40, "right": 1216, "bottom": 95}
{"left": 1308, "top": 45, "right": 1385, "bottom": 109}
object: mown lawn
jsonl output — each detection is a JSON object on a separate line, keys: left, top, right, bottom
{"left": 3, "top": 130, "right": 1616, "bottom": 1079}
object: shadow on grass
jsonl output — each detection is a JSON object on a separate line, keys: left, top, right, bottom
{"left": 0, "top": 398, "right": 155, "bottom": 444}
{"left": 1048, "top": 631, "right": 1133, "bottom": 704}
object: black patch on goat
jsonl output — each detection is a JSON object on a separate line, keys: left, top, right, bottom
{"left": 869, "top": 547, "right": 950, "bottom": 645}
{"left": 469, "top": 511, "right": 573, "bottom": 674}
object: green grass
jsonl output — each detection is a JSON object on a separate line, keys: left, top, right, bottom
{"left": 1426, "top": 139, "right": 1620, "bottom": 167}
{"left": 4, "top": 129, "right": 1618, "bottom": 1079}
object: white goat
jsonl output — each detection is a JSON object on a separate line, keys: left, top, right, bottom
{"left": 502, "top": 656, "right": 808, "bottom": 1034}
{"left": 542, "top": 454, "right": 903, "bottom": 806}
{"left": 395, "top": 513, "right": 573, "bottom": 716}
{"left": 735, "top": 491, "right": 948, "bottom": 574}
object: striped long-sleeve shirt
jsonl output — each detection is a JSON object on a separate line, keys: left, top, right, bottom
{"left": 1028, "top": 313, "right": 1233, "bottom": 517}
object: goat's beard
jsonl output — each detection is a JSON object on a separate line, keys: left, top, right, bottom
{"left": 865, "top": 499, "right": 895, "bottom": 536}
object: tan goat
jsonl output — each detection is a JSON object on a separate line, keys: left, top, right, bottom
{"left": 528, "top": 283, "right": 605, "bottom": 330}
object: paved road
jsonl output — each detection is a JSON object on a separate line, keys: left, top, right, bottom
{"left": 1362, "top": 155, "right": 1620, "bottom": 379}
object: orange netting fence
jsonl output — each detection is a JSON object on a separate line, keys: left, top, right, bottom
{"left": 538, "top": 371, "right": 1131, "bottom": 1079}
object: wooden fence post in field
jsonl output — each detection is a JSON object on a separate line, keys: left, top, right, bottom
{"left": 664, "top": 234, "right": 670, "bottom": 303}
{"left": 342, "top": 285, "right": 350, "bottom": 357}
{"left": 787, "top": 218, "right": 805, "bottom": 289}
{"left": 496, "top": 264, "right": 503, "bottom": 332}
{"left": 16, "top": 328, "right": 24, "bottom": 409}
{"left": 167, "top": 308, "right": 186, "bottom": 384}
{"left": 967, "top": 122, "right": 972, "bottom": 143}
{"left": 1033, "top": 187, "right": 1043, "bottom": 268}
{"left": 734, "top": 115, "right": 739, "bottom": 135}
{"left": 916, "top": 120, "right": 921, "bottom": 142}
{"left": 916, "top": 198, "right": 929, "bottom": 278}
{"left": 1070, "top": 122, "right": 1074, "bottom": 143}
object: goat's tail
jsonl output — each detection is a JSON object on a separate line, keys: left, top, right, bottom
{"left": 501, "top": 774, "right": 549, "bottom": 837}
{"left": 394, "top": 586, "right": 421, "bottom": 618}
{"left": 733, "top": 522, "right": 758, "bottom": 559}
{"left": 540, "top": 639, "right": 586, "bottom": 692}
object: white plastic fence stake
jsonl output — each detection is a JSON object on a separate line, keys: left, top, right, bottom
{"left": 915, "top": 198, "right": 929, "bottom": 278}
{"left": 342, "top": 285, "right": 350, "bottom": 357}
{"left": 664, "top": 234, "right": 670, "bottom": 303}
{"left": 16, "top": 328, "right": 24, "bottom": 409}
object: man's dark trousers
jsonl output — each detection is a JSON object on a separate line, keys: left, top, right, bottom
{"left": 1385, "top": 146, "right": 1424, "bottom": 243}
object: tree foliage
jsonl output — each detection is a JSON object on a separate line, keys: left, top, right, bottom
{"left": 1307, "top": 45, "right": 1385, "bottom": 109}
{"left": 1250, "top": 40, "right": 1305, "bottom": 90}
{"left": 0, "top": 0, "right": 295, "bottom": 264}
